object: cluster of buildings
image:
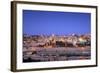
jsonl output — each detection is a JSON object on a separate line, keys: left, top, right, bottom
{"left": 23, "top": 34, "right": 91, "bottom": 49}
{"left": 23, "top": 34, "right": 91, "bottom": 62}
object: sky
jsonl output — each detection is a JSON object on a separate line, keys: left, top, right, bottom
{"left": 23, "top": 10, "right": 91, "bottom": 35}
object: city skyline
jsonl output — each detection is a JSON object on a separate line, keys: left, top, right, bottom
{"left": 23, "top": 10, "right": 91, "bottom": 35}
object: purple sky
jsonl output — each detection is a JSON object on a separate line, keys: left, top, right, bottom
{"left": 23, "top": 10, "right": 91, "bottom": 35}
